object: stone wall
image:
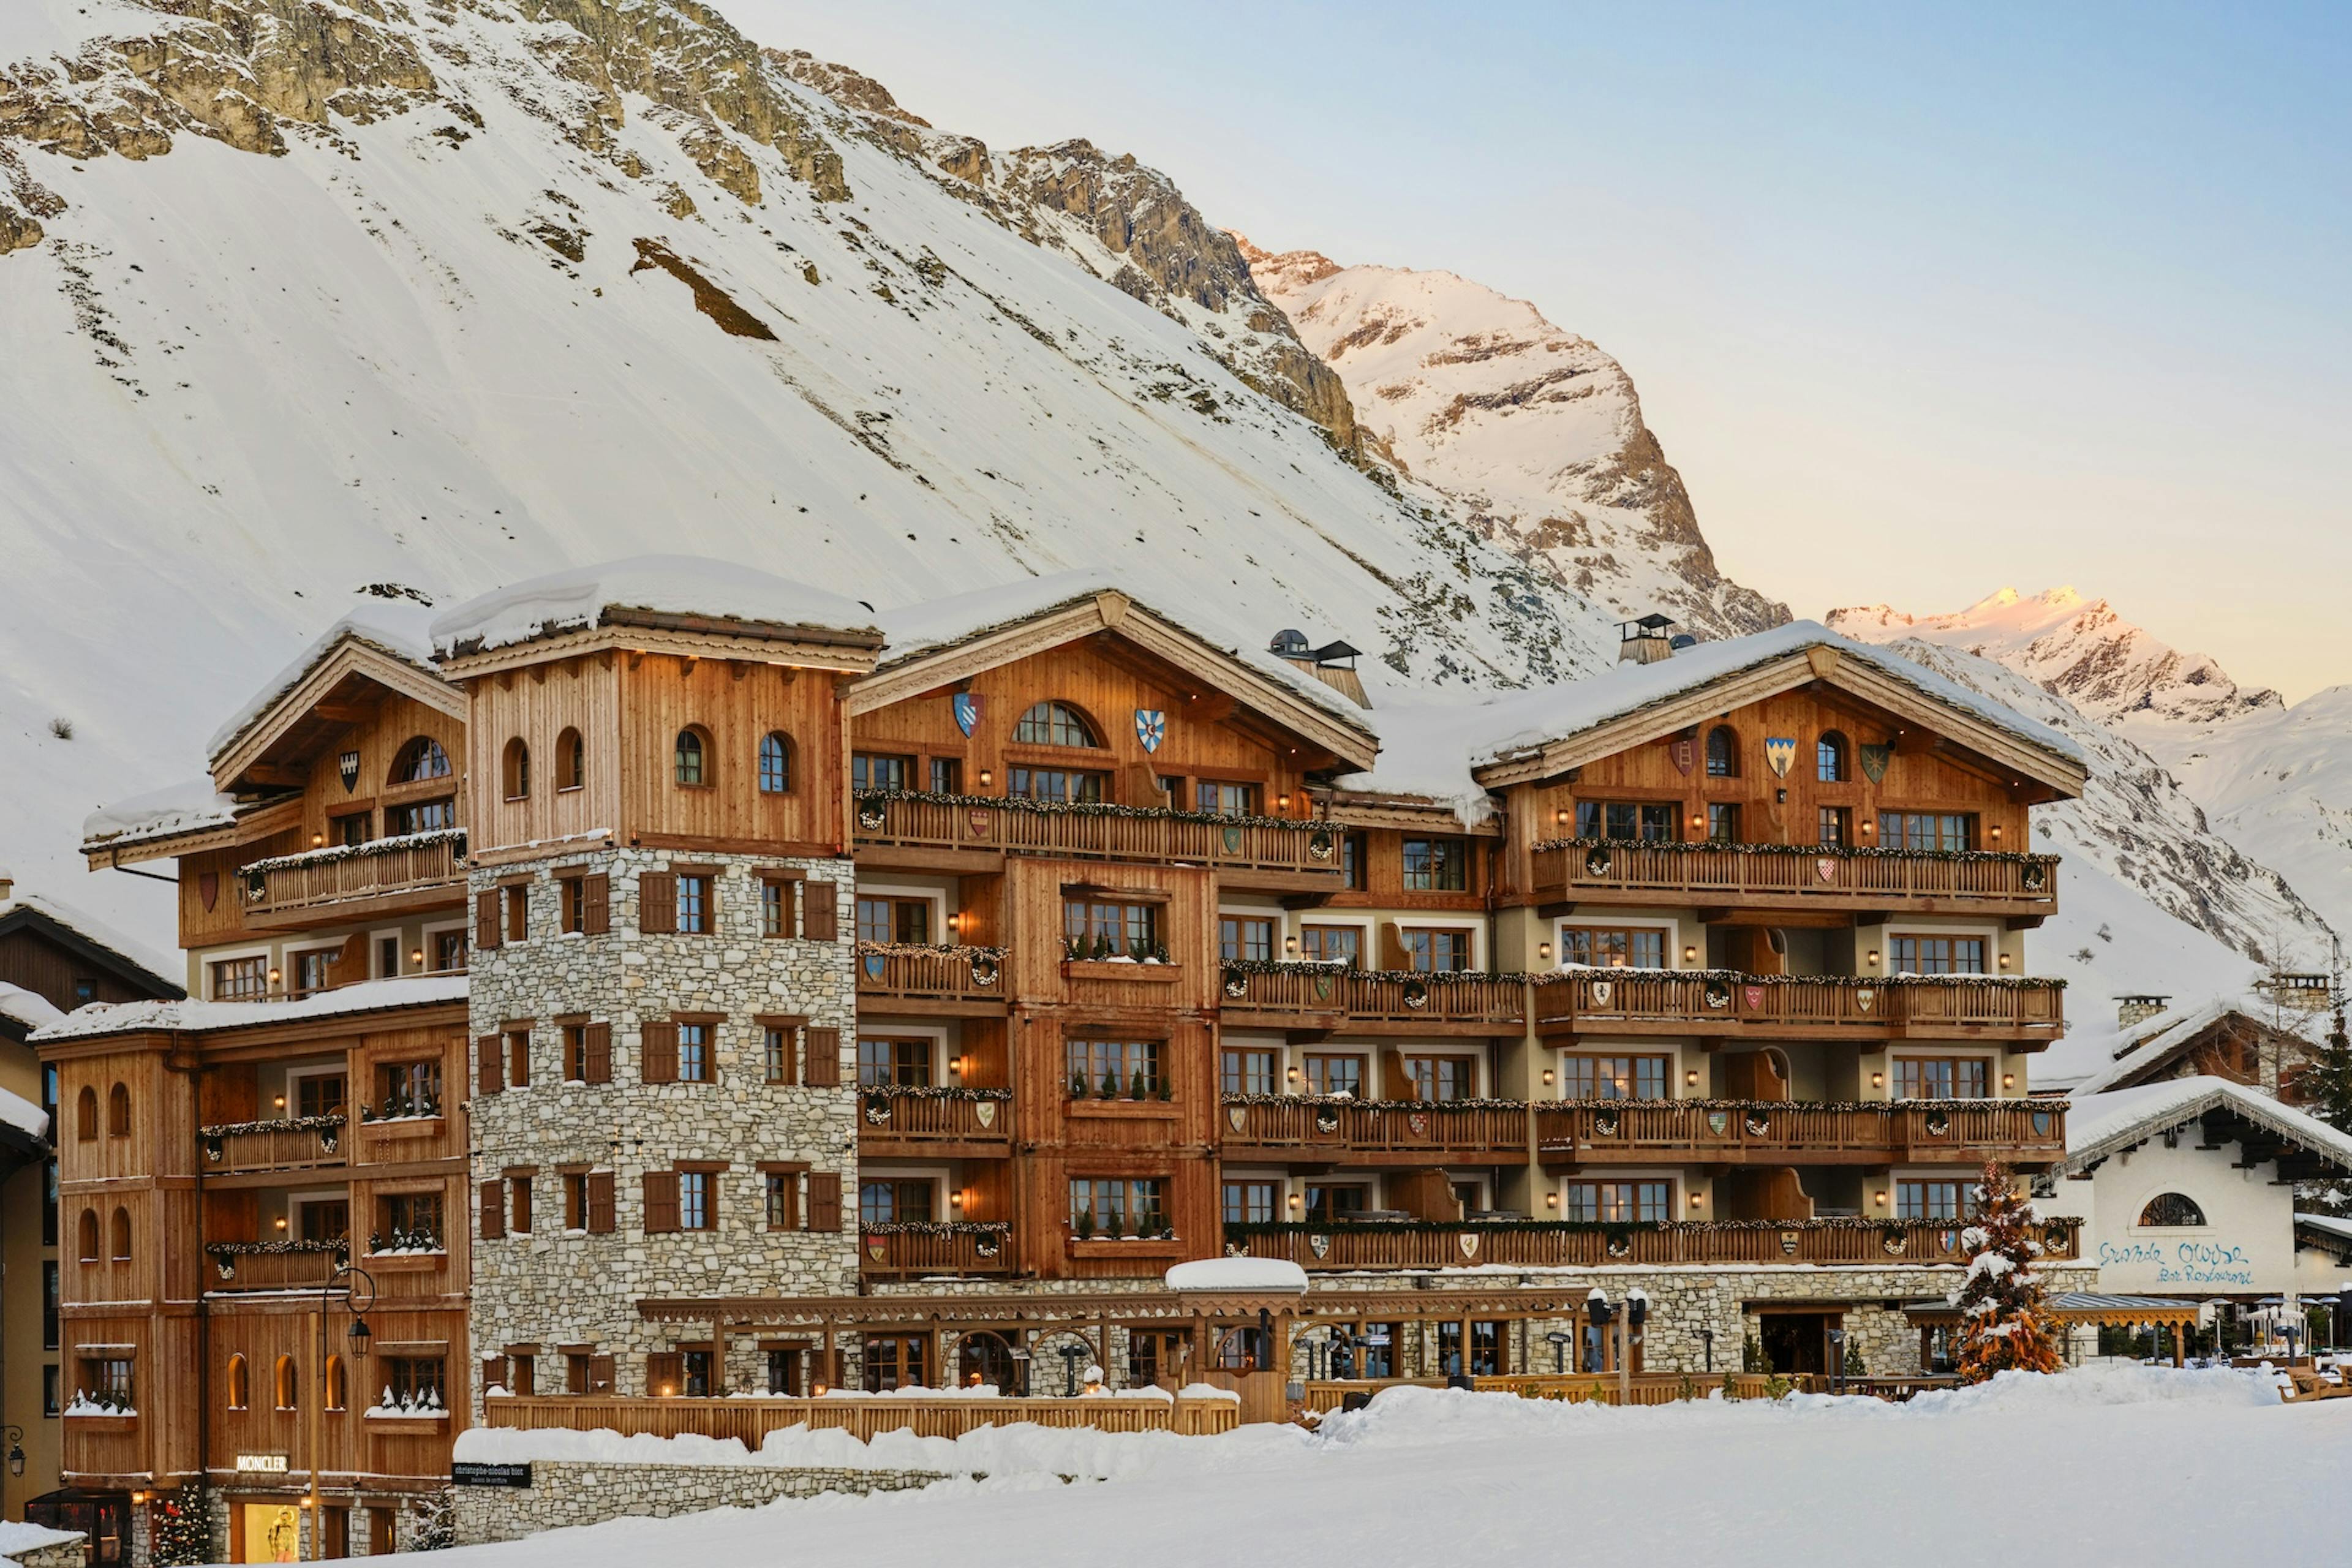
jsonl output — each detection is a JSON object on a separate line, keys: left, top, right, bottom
{"left": 9, "top": 1537, "right": 86, "bottom": 1568}
{"left": 450, "top": 1461, "right": 951, "bottom": 1545}
{"left": 467, "top": 848, "right": 862, "bottom": 1408}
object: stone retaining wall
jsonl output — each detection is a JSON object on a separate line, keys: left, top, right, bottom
{"left": 450, "top": 1460, "right": 953, "bottom": 1545}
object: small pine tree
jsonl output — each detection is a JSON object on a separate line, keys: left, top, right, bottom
{"left": 2296, "top": 1009, "right": 2352, "bottom": 1137}
{"left": 1952, "top": 1160, "right": 2064, "bottom": 1384}
{"left": 1741, "top": 1334, "right": 1765, "bottom": 1373}
{"left": 1842, "top": 1335, "right": 1868, "bottom": 1379}
{"left": 149, "top": 1479, "right": 211, "bottom": 1567}
{"left": 407, "top": 1490, "right": 454, "bottom": 1551}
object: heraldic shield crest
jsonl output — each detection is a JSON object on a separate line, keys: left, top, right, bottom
{"left": 1763, "top": 736, "right": 1798, "bottom": 777}
{"left": 1134, "top": 709, "right": 1167, "bottom": 753}
{"left": 952, "top": 692, "right": 982, "bottom": 736}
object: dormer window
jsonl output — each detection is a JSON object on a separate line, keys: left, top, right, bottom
{"left": 1014, "top": 702, "right": 1099, "bottom": 748}
{"left": 393, "top": 736, "right": 451, "bottom": 784}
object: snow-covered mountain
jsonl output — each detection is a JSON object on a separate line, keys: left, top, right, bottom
{"left": 1233, "top": 238, "right": 1786, "bottom": 643}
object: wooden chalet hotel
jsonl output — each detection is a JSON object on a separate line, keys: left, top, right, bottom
{"left": 43, "top": 559, "right": 2095, "bottom": 1558}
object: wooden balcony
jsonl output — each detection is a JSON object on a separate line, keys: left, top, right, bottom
{"left": 859, "top": 1223, "right": 1015, "bottom": 1279}
{"left": 484, "top": 1393, "right": 1236, "bottom": 1441}
{"left": 858, "top": 1087, "right": 1012, "bottom": 1158}
{"left": 204, "top": 1244, "right": 345, "bottom": 1292}
{"left": 1532, "top": 971, "right": 2064, "bottom": 1042}
{"left": 853, "top": 792, "right": 1344, "bottom": 891}
{"left": 238, "top": 829, "right": 466, "bottom": 928}
{"left": 1220, "top": 964, "right": 1529, "bottom": 1038}
{"left": 199, "top": 1117, "right": 348, "bottom": 1175}
{"left": 1531, "top": 839, "right": 2059, "bottom": 919}
{"left": 1227, "top": 1215, "right": 2082, "bottom": 1271}
{"left": 1535, "top": 1098, "right": 2067, "bottom": 1167}
{"left": 1220, "top": 1096, "right": 1529, "bottom": 1164}
{"left": 854, "top": 943, "right": 1008, "bottom": 1016}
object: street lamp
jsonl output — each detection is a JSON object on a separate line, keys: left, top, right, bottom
{"left": 308, "top": 1262, "right": 375, "bottom": 1561}
{"left": 1826, "top": 1327, "right": 1847, "bottom": 1395}
{"left": 1698, "top": 1327, "right": 1715, "bottom": 1374}
{"left": 4, "top": 1424, "right": 23, "bottom": 1478}
{"left": 1545, "top": 1330, "right": 1572, "bottom": 1375}
{"left": 1058, "top": 1344, "right": 1087, "bottom": 1398}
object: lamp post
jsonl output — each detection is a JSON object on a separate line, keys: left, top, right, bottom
{"left": 1826, "top": 1327, "right": 1847, "bottom": 1396}
{"left": 1699, "top": 1327, "right": 1715, "bottom": 1374}
{"left": 1058, "top": 1344, "right": 1087, "bottom": 1398}
{"left": 308, "top": 1262, "right": 375, "bottom": 1561}
{"left": 1545, "top": 1330, "right": 1572, "bottom": 1376}
{"left": 3, "top": 1423, "right": 23, "bottom": 1479}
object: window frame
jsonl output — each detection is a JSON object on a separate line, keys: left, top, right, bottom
{"left": 673, "top": 726, "right": 711, "bottom": 788}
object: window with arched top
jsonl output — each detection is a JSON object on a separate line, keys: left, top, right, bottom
{"left": 110, "top": 1206, "right": 130, "bottom": 1262}
{"left": 225, "top": 1354, "right": 251, "bottom": 1411}
{"left": 392, "top": 736, "right": 452, "bottom": 784}
{"left": 1705, "top": 725, "right": 1740, "bottom": 778}
{"left": 501, "top": 737, "right": 530, "bottom": 801}
{"left": 556, "top": 727, "right": 584, "bottom": 792}
{"left": 674, "top": 727, "right": 709, "bottom": 786}
{"left": 325, "top": 1354, "right": 346, "bottom": 1412}
{"left": 1816, "top": 730, "right": 1849, "bottom": 783}
{"left": 75, "top": 1085, "right": 97, "bottom": 1142}
{"left": 274, "top": 1354, "right": 300, "bottom": 1411}
{"left": 76, "top": 1208, "right": 99, "bottom": 1264}
{"left": 758, "top": 732, "right": 793, "bottom": 795}
{"left": 2138, "top": 1192, "right": 2207, "bottom": 1227}
{"left": 1014, "top": 702, "right": 1100, "bottom": 748}
{"left": 107, "top": 1082, "right": 130, "bottom": 1138}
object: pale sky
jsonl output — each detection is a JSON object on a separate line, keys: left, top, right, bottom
{"left": 727, "top": 1, "right": 2350, "bottom": 702}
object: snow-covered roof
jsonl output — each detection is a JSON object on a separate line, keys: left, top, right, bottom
{"left": 0, "top": 1080, "right": 50, "bottom": 1144}
{"left": 1340, "top": 620, "right": 2087, "bottom": 806}
{"left": 2295, "top": 1213, "right": 2352, "bottom": 1245}
{"left": 0, "top": 892, "right": 181, "bottom": 994}
{"left": 80, "top": 775, "right": 246, "bottom": 854}
{"left": 432, "top": 556, "right": 883, "bottom": 657}
{"left": 2062, "top": 1075, "right": 2352, "bottom": 1176}
{"left": 31, "top": 973, "right": 467, "bottom": 1042}
{"left": 0, "top": 982, "right": 67, "bottom": 1036}
{"left": 206, "top": 597, "right": 441, "bottom": 764}
{"left": 2038, "top": 998, "right": 2268, "bottom": 1096}
{"left": 1163, "top": 1257, "right": 1308, "bottom": 1293}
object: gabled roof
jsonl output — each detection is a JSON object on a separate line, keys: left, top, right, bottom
{"left": 2048, "top": 1001, "right": 2304, "bottom": 1098}
{"left": 0, "top": 894, "right": 183, "bottom": 1001}
{"left": 32, "top": 973, "right": 467, "bottom": 1042}
{"left": 856, "top": 571, "right": 1381, "bottom": 771}
{"left": 2062, "top": 1075, "right": 2352, "bottom": 1180}
{"left": 206, "top": 599, "right": 448, "bottom": 771}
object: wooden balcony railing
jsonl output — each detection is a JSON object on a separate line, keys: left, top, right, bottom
{"left": 1532, "top": 971, "right": 2064, "bottom": 1038}
{"left": 199, "top": 1116, "right": 347, "bottom": 1175}
{"left": 239, "top": 830, "right": 465, "bottom": 919}
{"left": 858, "top": 1087, "right": 1012, "bottom": 1145}
{"left": 1221, "top": 1096, "right": 1529, "bottom": 1159}
{"left": 484, "top": 1393, "right": 1237, "bottom": 1441}
{"left": 204, "top": 1244, "right": 346, "bottom": 1292}
{"left": 855, "top": 943, "right": 1006, "bottom": 1007}
{"left": 859, "top": 1223, "right": 1014, "bottom": 1278}
{"left": 1535, "top": 1098, "right": 2066, "bottom": 1164}
{"left": 1531, "top": 839, "right": 2059, "bottom": 914}
{"left": 1220, "top": 965, "right": 1529, "bottom": 1030}
{"left": 853, "top": 792, "right": 1343, "bottom": 880}
{"left": 1227, "top": 1216, "right": 2081, "bottom": 1271}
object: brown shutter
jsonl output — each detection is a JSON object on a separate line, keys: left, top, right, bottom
{"left": 646, "top": 1352, "right": 684, "bottom": 1396}
{"left": 477, "top": 889, "right": 503, "bottom": 951}
{"left": 642, "top": 1170, "right": 680, "bottom": 1234}
{"left": 480, "top": 1179, "right": 506, "bottom": 1240}
{"left": 477, "top": 1035, "right": 504, "bottom": 1097}
{"left": 587, "top": 1353, "right": 616, "bottom": 1394}
{"left": 804, "top": 1027, "right": 840, "bottom": 1087}
{"left": 505, "top": 884, "right": 528, "bottom": 942}
{"left": 582, "top": 873, "right": 610, "bottom": 935}
{"left": 481, "top": 1354, "right": 508, "bottom": 1393}
{"left": 584, "top": 1023, "right": 612, "bottom": 1085}
{"left": 639, "top": 872, "right": 677, "bottom": 934}
{"left": 802, "top": 880, "right": 837, "bottom": 940}
{"left": 586, "top": 1171, "right": 616, "bottom": 1234}
{"left": 331, "top": 931, "right": 366, "bottom": 983}
{"left": 806, "top": 1170, "right": 842, "bottom": 1232}
{"left": 508, "top": 1031, "right": 531, "bottom": 1088}
{"left": 640, "top": 1022, "right": 679, "bottom": 1085}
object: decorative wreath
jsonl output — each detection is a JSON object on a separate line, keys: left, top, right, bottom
{"left": 1593, "top": 1112, "right": 1621, "bottom": 1139}
{"left": 1314, "top": 1109, "right": 1340, "bottom": 1134}
{"left": 1309, "top": 830, "right": 1335, "bottom": 861}
{"left": 1882, "top": 1227, "right": 1909, "bottom": 1256}
{"left": 2022, "top": 864, "right": 2047, "bottom": 892}
{"left": 863, "top": 1096, "right": 893, "bottom": 1125}
{"left": 970, "top": 953, "right": 1001, "bottom": 988}
{"left": 1224, "top": 976, "right": 1249, "bottom": 999}
{"left": 1585, "top": 846, "right": 1612, "bottom": 876}
{"left": 1703, "top": 982, "right": 1733, "bottom": 1011}
{"left": 857, "top": 805, "right": 886, "bottom": 831}
{"left": 1605, "top": 1233, "right": 1632, "bottom": 1259}
{"left": 1402, "top": 981, "right": 1430, "bottom": 1010}
{"left": 1924, "top": 1112, "right": 1951, "bottom": 1137}
{"left": 1744, "top": 1112, "right": 1770, "bottom": 1136}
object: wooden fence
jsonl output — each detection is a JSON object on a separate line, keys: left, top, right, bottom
{"left": 1220, "top": 965, "right": 1528, "bottom": 1028}
{"left": 853, "top": 793, "right": 1341, "bottom": 878}
{"left": 1230, "top": 1216, "right": 2081, "bottom": 1271}
{"left": 483, "top": 1393, "right": 1237, "bottom": 1442}
{"left": 1532, "top": 840, "right": 2057, "bottom": 912}
{"left": 1222, "top": 1096, "right": 1529, "bottom": 1159}
{"left": 1536, "top": 1099, "right": 2064, "bottom": 1163}
{"left": 854, "top": 943, "right": 1006, "bottom": 1005}
{"left": 200, "top": 1118, "right": 348, "bottom": 1175}
{"left": 1531, "top": 971, "right": 2064, "bottom": 1036}
{"left": 241, "top": 834, "right": 463, "bottom": 917}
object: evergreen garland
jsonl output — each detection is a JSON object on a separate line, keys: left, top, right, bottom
{"left": 858, "top": 1220, "right": 1012, "bottom": 1237}
{"left": 199, "top": 1113, "right": 346, "bottom": 1139}
{"left": 856, "top": 787, "right": 1325, "bottom": 834}
{"left": 1534, "top": 834, "right": 2059, "bottom": 869}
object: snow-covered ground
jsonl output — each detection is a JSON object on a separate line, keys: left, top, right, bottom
{"left": 437, "top": 1368, "right": 2340, "bottom": 1568}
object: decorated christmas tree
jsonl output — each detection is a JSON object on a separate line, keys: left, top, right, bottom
{"left": 1951, "top": 1160, "right": 2063, "bottom": 1383}
{"left": 149, "top": 1479, "right": 210, "bottom": 1567}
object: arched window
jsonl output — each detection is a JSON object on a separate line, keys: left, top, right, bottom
{"left": 1705, "top": 725, "right": 1739, "bottom": 778}
{"left": 1816, "top": 730, "right": 1849, "bottom": 782}
{"left": 325, "top": 1354, "right": 346, "bottom": 1412}
{"left": 76, "top": 1208, "right": 99, "bottom": 1264}
{"left": 1014, "top": 702, "right": 1099, "bottom": 748}
{"left": 758, "top": 732, "right": 793, "bottom": 795}
{"left": 2138, "top": 1192, "right": 2207, "bottom": 1227}
{"left": 75, "top": 1085, "right": 97, "bottom": 1142}
{"left": 556, "top": 728, "right": 584, "bottom": 792}
{"left": 107, "top": 1082, "right": 130, "bottom": 1138}
{"left": 501, "top": 737, "right": 530, "bottom": 801}
{"left": 110, "top": 1206, "right": 131, "bottom": 1261}
{"left": 274, "top": 1354, "right": 300, "bottom": 1411}
{"left": 674, "top": 727, "right": 709, "bottom": 786}
{"left": 225, "top": 1354, "right": 250, "bottom": 1411}
{"left": 392, "top": 736, "right": 452, "bottom": 784}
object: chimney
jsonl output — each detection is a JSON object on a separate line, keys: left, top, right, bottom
{"left": 0, "top": 872, "right": 13, "bottom": 903}
{"left": 1269, "top": 631, "right": 1372, "bottom": 709}
{"left": 2116, "top": 993, "right": 2170, "bottom": 1029}
{"left": 1618, "top": 614, "right": 1678, "bottom": 665}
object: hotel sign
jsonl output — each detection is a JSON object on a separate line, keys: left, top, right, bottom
{"left": 451, "top": 1462, "right": 533, "bottom": 1488}
{"left": 235, "top": 1453, "right": 288, "bottom": 1475}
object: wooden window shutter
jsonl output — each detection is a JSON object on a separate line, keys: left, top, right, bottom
{"left": 477, "top": 1035, "right": 504, "bottom": 1097}
{"left": 639, "top": 872, "right": 677, "bottom": 935}
{"left": 640, "top": 1022, "right": 679, "bottom": 1084}
{"left": 331, "top": 930, "right": 366, "bottom": 979}
{"left": 588, "top": 1353, "right": 616, "bottom": 1394}
{"left": 584, "top": 1022, "right": 612, "bottom": 1085}
{"left": 586, "top": 1171, "right": 616, "bottom": 1234}
{"left": 646, "top": 1352, "right": 684, "bottom": 1396}
{"left": 806, "top": 1170, "right": 842, "bottom": 1232}
{"left": 479, "top": 1179, "right": 506, "bottom": 1240}
{"left": 481, "top": 1354, "right": 508, "bottom": 1393}
{"left": 581, "top": 873, "right": 610, "bottom": 935}
{"left": 505, "top": 884, "right": 528, "bottom": 943}
{"left": 803, "top": 880, "right": 837, "bottom": 940}
{"left": 1379, "top": 920, "right": 1408, "bottom": 971}
{"left": 476, "top": 889, "right": 503, "bottom": 951}
{"left": 642, "top": 1170, "right": 680, "bottom": 1234}
{"left": 804, "top": 1027, "right": 841, "bottom": 1087}
{"left": 508, "top": 1031, "right": 531, "bottom": 1088}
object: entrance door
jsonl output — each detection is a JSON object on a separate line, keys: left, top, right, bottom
{"left": 1758, "top": 1313, "right": 1837, "bottom": 1375}
{"left": 957, "top": 1332, "right": 1016, "bottom": 1392}
{"left": 366, "top": 1507, "right": 393, "bottom": 1556}
{"left": 1126, "top": 1329, "right": 1186, "bottom": 1389}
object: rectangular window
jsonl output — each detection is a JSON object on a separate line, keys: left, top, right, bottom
{"left": 564, "top": 1173, "right": 588, "bottom": 1232}
{"left": 1198, "top": 780, "right": 1261, "bottom": 816}
{"left": 1880, "top": 812, "right": 1975, "bottom": 853}
{"left": 1299, "top": 925, "right": 1361, "bottom": 967}
{"left": 80, "top": 1357, "right": 134, "bottom": 1408}
{"left": 1401, "top": 837, "right": 1469, "bottom": 891}
{"left": 1220, "top": 1048, "right": 1275, "bottom": 1096}
{"left": 763, "top": 1025, "right": 796, "bottom": 1085}
{"left": 765, "top": 1349, "right": 802, "bottom": 1396}
{"left": 1561, "top": 1180, "right": 1671, "bottom": 1223}
{"left": 853, "top": 753, "right": 913, "bottom": 792}
{"left": 1063, "top": 897, "right": 1161, "bottom": 959}
{"left": 1304, "top": 1184, "right": 1366, "bottom": 1223}
{"left": 297, "top": 1199, "right": 349, "bottom": 1245}
{"left": 375, "top": 1060, "right": 442, "bottom": 1119}
{"left": 858, "top": 1037, "right": 933, "bottom": 1088}
{"left": 676, "top": 874, "right": 712, "bottom": 935}
{"left": 1403, "top": 1056, "right": 1477, "bottom": 1101}
{"left": 1068, "top": 1177, "right": 1165, "bottom": 1235}
{"left": 560, "top": 876, "right": 586, "bottom": 934}
{"left": 1219, "top": 915, "right": 1274, "bottom": 962}
{"left": 1401, "top": 927, "right": 1471, "bottom": 972}
{"left": 1157, "top": 775, "right": 1188, "bottom": 810}
{"left": 1009, "top": 766, "right": 1106, "bottom": 804}
{"left": 210, "top": 956, "right": 268, "bottom": 1002}
{"left": 510, "top": 1177, "right": 534, "bottom": 1235}
{"left": 1581, "top": 801, "right": 1682, "bottom": 842}
{"left": 1893, "top": 1057, "right": 1991, "bottom": 1099}
{"left": 929, "top": 756, "right": 962, "bottom": 794}
{"left": 765, "top": 1172, "right": 798, "bottom": 1230}
{"left": 1888, "top": 935, "right": 1988, "bottom": 975}
{"left": 676, "top": 1023, "right": 711, "bottom": 1083}
{"left": 859, "top": 1178, "right": 935, "bottom": 1225}
{"left": 856, "top": 897, "right": 931, "bottom": 944}
{"left": 761, "top": 880, "right": 791, "bottom": 938}
{"left": 1897, "top": 1180, "right": 1971, "bottom": 1221}
{"left": 1303, "top": 1054, "right": 1363, "bottom": 1097}
{"left": 433, "top": 930, "right": 468, "bottom": 972}
{"left": 1223, "top": 1180, "right": 1276, "bottom": 1225}
{"left": 503, "top": 883, "right": 529, "bottom": 943}
{"left": 862, "top": 1335, "right": 926, "bottom": 1393}
{"left": 1558, "top": 925, "right": 1667, "bottom": 969}
{"left": 42, "top": 1162, "right": 56, "bottom": 1247}
{"left": 1708, "top": 802, "right": 1741, "bottom": 843}
{"left": 42, "top": 1365, "right": 58, "bottom": 1419}
{"left": 1341, "top": 832, "right": 1368, "bottom": 890}
{"left": 291, "top": 948, "right": 336, "bottom": 997}
{"left": 386, "top": 797, "right": 456, "bottom": 836}
{"left": 331, "top": 811, "right": 371, "bottom": 848}
{"left": 677, "top": 1170, "right": 713, "bottom": 1232}
{"left": 1818, "top": 806, "right": 1851, "bottom": 846}
{"left": 1561, "top": 1054, "right": 1670, "bottom": 1100}
{"left": 1068, "top": 1039, "right": 1164, "bottom": 1099}
{"left": 42, "top": 1261, "right": 58, "bottom": 1351}
{"left": 386, "top": 1356, "right": 445, "bottom": 1407}
{"left": 377, "top": 1191, "right": 444, "bottom": 1249}
{"left": 506, "top": 1028, "right": 532, "bottom": 1088}
{"left": 295, "top": 1073, "right": 346, "bottom": 1120}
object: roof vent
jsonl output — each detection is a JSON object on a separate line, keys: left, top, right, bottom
{"left": 1618, "top": 613, "right": 1677, "bottom": 665}
{"left": 2116, "top": 993, "right": 2171, "bottom": 1029}
{"left": 1268, "top": 629, "right": 1313, "bottom": 659}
